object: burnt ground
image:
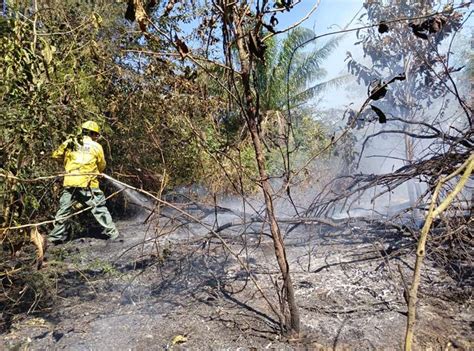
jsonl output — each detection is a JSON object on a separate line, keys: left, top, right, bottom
{"left": 1, "top": 204, "right": 472, "bottom": 350}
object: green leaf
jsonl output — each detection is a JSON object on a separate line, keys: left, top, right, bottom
{"left": 40, "top": 39, "right": 53, "bottom": 65}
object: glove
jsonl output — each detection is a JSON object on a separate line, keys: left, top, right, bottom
{"left": 66, "top": 139, "right": 76, "bottom": 151}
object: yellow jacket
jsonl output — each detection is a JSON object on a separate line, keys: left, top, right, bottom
{"left": 52, "top": 135, "right": 106, "bottom": 188}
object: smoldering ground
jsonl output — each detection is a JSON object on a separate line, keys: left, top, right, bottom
{"left": 3, "top": 152, "right": 471, "bottom": 349}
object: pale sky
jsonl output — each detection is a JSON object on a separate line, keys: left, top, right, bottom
{"left": 276, "top": 0, "right": 364, "bottom": 32}
{"left": 275, "top": 0, "right": 473, "bottom": 109}
{"left": 276, "top": 1, "right": 365, "bottom": 109}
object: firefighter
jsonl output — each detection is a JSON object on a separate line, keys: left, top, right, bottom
{"left": 48, "top": 121, "right": 119, "bottom": 244}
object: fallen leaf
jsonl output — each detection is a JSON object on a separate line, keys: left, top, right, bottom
{"left": 171, "top": 334, "right": 187, "bottom": 345}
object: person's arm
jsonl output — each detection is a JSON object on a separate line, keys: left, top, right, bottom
{"left": 51, "top": 139, "right": 73, "bottom": 159}
{"left": 96, "top": 144, "right": 106, "bottom": 173}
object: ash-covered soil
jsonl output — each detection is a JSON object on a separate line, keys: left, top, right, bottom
{"left": 1, "top": 206, "right": 472, "bottom": 350}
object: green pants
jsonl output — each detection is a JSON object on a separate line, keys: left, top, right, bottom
{"left": 48, "top": 187, "right": 119, "bottom": 243}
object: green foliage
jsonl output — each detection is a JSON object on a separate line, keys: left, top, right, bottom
{"left": 257, "top": 28, "right": 341, "bottom": 112}
{"left": 254, "top": 28, "right": 339, "bottom": 175}
{"left": 0, "top": 1, "right": 135, "bottom": 327}
{"left": 265, "top": 113, "right": 330, "bottom": 176}
{"left": 105, "top": 64, "right": 239, "bottom": 191}
{"left": 0, "top": 1, "right": 337, "bottom": 330}
{"left": 0, "top": 6, "right": 109, "bottom": 228}
{"left": 1, "top": 18, "right": 55, "bottom": 226}
{"left": 87, "top": 259, "right": 118, "bottom": 277}
{"left": 0, "top": 0, "right": 243, "bottom": 230}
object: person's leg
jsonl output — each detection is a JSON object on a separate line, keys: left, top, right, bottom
{"left": 83, "top": 188, "right": 119, "bottom": 240}
{"left": 48, "top": 188, "right": 74, "bottom": 243}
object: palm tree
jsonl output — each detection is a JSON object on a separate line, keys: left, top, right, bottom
{"left": 255, "top": 27, "right": 343, "bottom": 154}
{"left": 257, "top": 27, "right": 341, "bottom": 114}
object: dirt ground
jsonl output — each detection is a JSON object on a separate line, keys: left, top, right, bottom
{"left": 1, "top": 203, "right": 472, "bottom": 350}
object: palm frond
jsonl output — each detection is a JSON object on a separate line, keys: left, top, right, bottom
{"left": 257, "top": 27, "right": 344, "bottom": 113}
{"left": 290, "top": 36, "right": 342, "bottom": 87}
{"left": 277, "top": 28, "right": 317, "bottom": 71}
{"left": 290, "top": 75, "right": 350, "bottom": 106}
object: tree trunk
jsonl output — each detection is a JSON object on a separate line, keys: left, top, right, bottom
{"left": 404, "top": 155, "right": 473, "bottom": 350}
{"left": 233, "top": 17, "right": 300, "bottom": 336}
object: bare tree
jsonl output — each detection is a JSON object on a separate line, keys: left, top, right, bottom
{"left": 122, "top": 0, "right": 316, "bottom": 335}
